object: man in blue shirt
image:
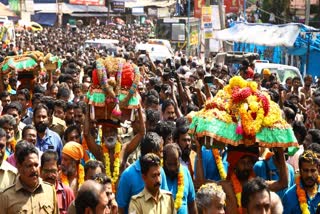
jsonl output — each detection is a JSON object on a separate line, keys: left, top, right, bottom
{"left": 283, "top": 150, "right": 320, "bottom": 214}
{"left": 163, "top": 143, "right": 197, "bottom": 214}
{"left": 116, "top": 132, "right": 168, "bottom": 214}
{"left": 194, "top": 145, "right": 228, "bottom": 182}
{"left": 254, "top": 150, "right": 295, "bottom": 199}
{"left": 34, "top": 103, "right": 63, "bottom": 163}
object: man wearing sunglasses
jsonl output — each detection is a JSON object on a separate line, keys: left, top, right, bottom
{"left": 0, "top": 128, "right": 17, "bottom": 190}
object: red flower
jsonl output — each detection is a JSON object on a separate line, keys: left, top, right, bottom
{"left": 232, "top": 87, "right": 252, "bottom": 103}
{"left": 255, "top": 92, "right": 270, "bottom": 116}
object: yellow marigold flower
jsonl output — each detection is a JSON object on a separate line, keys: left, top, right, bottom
{"left": 247, "top": 81, "right": 258, "bottom": 92}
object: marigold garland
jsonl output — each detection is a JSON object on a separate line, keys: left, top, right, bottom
{"left": 231, "top": 172, "right": 254, "bottom": 214}
{"left": 196, "top": 76, "right": 289, "bottom": 139}
{"left": 175, "top": 165, "right": 185, "bottom": 210}
{"left": 212, "top": 149, "right": 226, "bottom": 180}
{"left": 296, "top": 175, "right": 320, "bottom": 214}
{"left": 103, "top": 141, "right": 122, "bottom": 192}
{"left": 61, "top": 164, "right": 85, "bottom": 187}
{"left": 81, "top": 138, "right": 90, "bottom": 162}
{"left": 9, "top": 138, "right": 16, "bottom": 153}
{"left": 231, "top": 173, "right": 243, "bottom": 214}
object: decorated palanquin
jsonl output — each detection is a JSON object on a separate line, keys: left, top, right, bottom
{"left": 86, "top": 56, "right": 141, "bottom": 125}
{"left": 0, "top": 51, "right": 61, "bottom": 93}
{"left": 188, "top": 76, "right": 298, "bottom": 148}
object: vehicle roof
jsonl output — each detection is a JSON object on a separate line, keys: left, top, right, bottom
{"left": 135, "top": 43, "right": 172, "bottom": 53}
{"left": 254, "top": 62, "right": 299, "bottom": 70}
{"left": 135, "top": 43, "right": 173, "bottom": 61}
{"left": 214, "top": 52, "right": 260, "bottom": 64}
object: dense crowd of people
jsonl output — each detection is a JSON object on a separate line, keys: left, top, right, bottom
{"left": 0, "top": 23, "right": 319, "bottom": 214}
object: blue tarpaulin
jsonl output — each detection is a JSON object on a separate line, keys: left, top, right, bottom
{"left": 31, "top": 13, "right": 56, "bottom": 26}
{"left": 214, "top": 22, "right": 320, "bottom": 78}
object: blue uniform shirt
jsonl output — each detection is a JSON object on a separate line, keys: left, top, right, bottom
{"left": 36, "top": 128, "right": 63, "bottom": 163}
{"left": 116, "top": 159, "right": 168, "bottom": 214}
{"left": 166, "top": 165, "right": 196, "bottom": 214}
{"left": 282, "top": 182, "right": 320, "bottom": 214}
{"left": 194, "top": 146, "right": 228, "bottom": 181}
{"left": 253, "top": 156, "right": 295, "bottom": 199}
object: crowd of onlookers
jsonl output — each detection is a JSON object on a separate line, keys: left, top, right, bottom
{"left": 0, "top": 23, "right": 319, "bottom": 214}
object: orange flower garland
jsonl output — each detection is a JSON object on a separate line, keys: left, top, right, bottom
{"left": 9, "top": 138, "right": 16, "bottom": 153}
{"left": 175, "top": 165, "right": 184, "bottom": 210}
{"left": 296, "top": 175, "right": 320, "bottom": 214}
{"left": 212, "top": 149, "right": 226, "bottom": 180}
{"left": 231, "top": 173, "right": 243, "bottom": 214}
{"left": 103, "top": 141, "right": 122, "bottom": 192}
{"left": 81, "top": 138, "right": 90, "bottom": 162}
{"left": 61, "top": 164, "right": 85, "bottom": 187}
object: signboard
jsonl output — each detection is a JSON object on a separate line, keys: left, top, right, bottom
{"left": 157, "top": 7, "right": 169, "bottom": 18}
{"left": 8, "top": 0, "right": 20, "bottom": 13}
{"left": 202, "top": 6, "right": 213, "bottom": 39}
{"left": 224, "top": 0, "right": 243, "bottom": 13}
{"left": 148, "top": 8, "right": 157, "bottom": 16}
{"left": 69, "top": 0, "right": 105, "bottom": 6}
{"left": 203, "top": 23, "right": 212, "bottom": 28}
{"left": 163, "top": 18, "right": 179, "bottom": 23}
{"left": 190, "top": 31, "right": 199, "bottom": 45}
{"left": 204, "top": 30, "right": 213, "bottom": 38}
{"left": 211, "top": 5, "right": 223, "bottom": 30}
{"left": 112, "top": 1, "right": 125, "bottom": 13}
{"left": 132, "top": 7, "right": 144, "bottom": 15}
{"left": 194, "top": 0, "right": 205, "bottom": 18}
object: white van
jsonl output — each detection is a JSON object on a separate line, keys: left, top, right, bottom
{"left": 254, "top": 61, "right": 303, "bottom": 85}
{"left": 135, "top": 43, "right": 174, "bottom": 62}
{"left": 147, "top": 39, "right": 173, "bottom": 53}
{"left": 84, "top": 39, "right": 119, "bottom": 54}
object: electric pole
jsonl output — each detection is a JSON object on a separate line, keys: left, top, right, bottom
{"left": 305, "top": 0, "right": 310, "bottom": 25}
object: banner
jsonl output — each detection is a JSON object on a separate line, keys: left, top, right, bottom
{"left": 112, "top": 1, "right": 125, "bottom": 13}
{"left": 194, "top": 0, "right": 205, "bottom": 18}
{"left": 224, "top": 0, "right": 243, "bottom": 13}
{"left": 190, "top": 30, "right": 199, "bottom": 45}
{"left": 69, "top": 0, "right": 105, "bottom": 6}
{"left": 132, "top": 7, "right": 144, "bottom": 15}
{"left": 202, "top": 6, "right": 213, "bottom": 39}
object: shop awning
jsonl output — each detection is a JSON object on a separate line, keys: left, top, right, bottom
{"left": 125, "top": 0, "right": 175, "bottom": 8}
{"left": 213, "top": 22, "right": 301, "bottom": 47}
{"left": 33, "top": 3, "right": 109, "bottom": 14}
{"left": 71, "top": 13, "right": 109, "bottom": 17}
{"left": 0, "top": 2, "right": 17, "bottom": 17}
{"left": 31, "top": 13, "right": 57, "bottom": 26}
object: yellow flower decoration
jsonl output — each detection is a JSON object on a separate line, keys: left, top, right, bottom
{"left": 61, "top": 164, "right": 85, "bottom": 187}
{"left": 247, "top": 81, "right": 258, "bottom": 92}
{"left": 212, "top": 149, "right": 226, "bottom": 180}
{"left": 229, "top": 76, "right": 247, "bottom": 89}
{"left": 262, "top": 101, "right": 284, "bottom": 127}
{"left": 103, "top": 141, "right": 122, "bottom": 192}
{"left": 175, "top": 165, "right": 185, "bottom": 210}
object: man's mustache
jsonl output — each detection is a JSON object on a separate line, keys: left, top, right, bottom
{"left": 306, "top": 177, "right": 316, "bottom": 182}
{"left": 154, "top": 182, "right": 161, "bottom": 187}
{"left": 30, "top": 172, "right": 39, "bottom": 177}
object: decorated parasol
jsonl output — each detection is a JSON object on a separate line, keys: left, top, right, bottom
{"left": 188, "top": 76, "right": 298, "bottom": 148}
{"left": 115, "top": 18, "right": 125, "bottom": 25}
{"left": 0, "top": 51, "right": 61, "bottom": 93}
{"left": 1, "top": 56, "right": 39, "bottom": 75}
{"left": 86, "top": 57, "right": 141, "bottom": 125}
